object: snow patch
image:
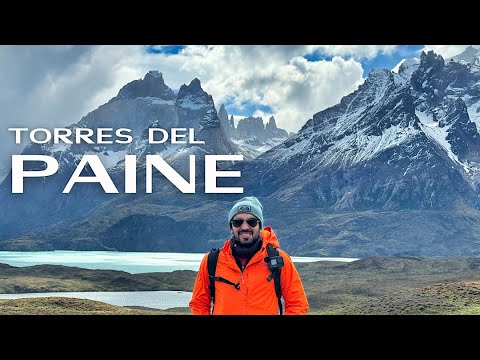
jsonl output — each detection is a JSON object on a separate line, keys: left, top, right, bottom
{"left": 177, "top": 95, "right": 206, "bottom": 110}
{"left": 74, "top": 150, "right": 128, "bottom": 169}
{"left": 160, "top": 144, "right": 183, "bottom": 158}
{"left": 392, "top": 59, "right": 406, "bottom": 74}
{"left": 147, "top": 70, "right": 162, "bottom": 79}
{"left": 466, "top": 98, "right": 480, "bottom": 130}
{"left": 416, "top": 110, "right": 471, "bottom": 172}
{"left": 49, "top": 142, "right": 71, "bottom": 152}
{"left": 235, "top": 134, "right": 286, "bottom": 152}
{"left": 327, "top": 124, "right": 418, "bottom": 166}
{"left": 393, "top": 58, "right": 420, "bottom": 85}
{"left": 146, "top": 97, "right": 175, "bottom": 106}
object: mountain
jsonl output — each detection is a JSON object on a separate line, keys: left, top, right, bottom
{"left": 0, "top": 71, "right": 246, "bottom": 244}
{"left": 4, "top": 50, "right": 480, "bottom": 257}
{"left": 235, "top": 51, "right": 480, "bottom": 210}
{"left": 216, "top": 104, "right": 290, "bottom": 155}
{"left": 217, "top": 104, "right": 235, "bottom": 139}
{"left": 236, "top": 115, "right": 288, "bottom": 145}
{"left": 223, "top": 50, "right": 480, "bottom": 256}
{"left": 222, "top": 52, "right": 480, "bottom": 256}
{"left": 452, "top": 45, "right": 480, "bottom": 66}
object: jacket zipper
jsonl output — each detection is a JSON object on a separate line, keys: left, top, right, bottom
{"left": 241, "top": 272, "right": 246, "bottom": 314}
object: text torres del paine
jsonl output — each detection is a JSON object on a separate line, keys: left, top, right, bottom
{"left": 8, "top": 127, "right": 243, "bottom": 194}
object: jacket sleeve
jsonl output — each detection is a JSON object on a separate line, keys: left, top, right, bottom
{"left": 279, "top": 250, "right": 309, "bottom": 315}
{"left": 188, "top": 253, "right": 212, "bottom": 315}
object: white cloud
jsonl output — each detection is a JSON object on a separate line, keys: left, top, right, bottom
{"left": 172, "top": 46, "right": 365, "bottom": 133}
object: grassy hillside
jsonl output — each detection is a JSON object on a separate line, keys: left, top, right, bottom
{"left": 0, "top": 263, "right": 195, "bottom": 293}
{"left": 298, "top": 256, "right": 480, "bottom": 314}
{"left": 0, "top": 297, "right": 194, "bottom": 315}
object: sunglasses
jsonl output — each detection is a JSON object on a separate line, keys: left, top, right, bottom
{"left": 230, "top": 218, "right": 260, "bottom": 228}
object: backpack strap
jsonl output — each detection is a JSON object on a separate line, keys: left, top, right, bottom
{"left": 207, "top": 248, "right": 240, "bottom": 307}
{"left": 207, "top": 249, "right": 220, "bottom": 304}
{"left": 265, "top": 244, "right": 284, "bottom": 315}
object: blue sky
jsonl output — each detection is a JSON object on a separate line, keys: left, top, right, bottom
{"left": 298, "top": 45, "right": 425, "bottom": 77}
{"left": 359, "top": 45, "right": 424, "bottom": 76}
{"left": 145, "top": 45, "right": 185, "bottom": 55}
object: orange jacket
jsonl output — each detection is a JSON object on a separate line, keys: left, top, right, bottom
{"left": 189, "top": 226, "right": 309, "bottom": 315}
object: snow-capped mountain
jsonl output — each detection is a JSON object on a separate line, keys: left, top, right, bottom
{"left": 233, "top": 51, "right": 480, "bottom": 212}
{"left": 4, "top": 49, "right": 480, "bottom": 257}
{"left": 0, "top": 71, "right": 247, "bottom": 240}
{"left": 0, "top": 165, "right": 8, "bottom": 184}
{"left": 451, "top": 45, "right": 480, "bottom": 65}
{"left": 216, "top": 104, "right": 290, "bottom": 156}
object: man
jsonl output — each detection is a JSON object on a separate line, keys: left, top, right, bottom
{"left": 189, "top": 196, "right": 309, "bottom": 315}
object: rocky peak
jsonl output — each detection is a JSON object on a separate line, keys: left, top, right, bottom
{"left": 266, "top": 116, "right": 278, "bottom": 130}
{"left": 411, "top": 51, "right": 446, "bottom": 102}
{"left": 180, "top": 78, "right": 203, "bottom": 93}
{"left": 217, "top": 104, "right": 235, "bottom": 138}
{"left": 397, "top": 58, "right": 420, "bottom": 79}
{"left": 473, "top": 53, "right": 480, "bottom": 67}
{"left": 235, "top": 116, "right": 288, "bottom": 145}
{"left": 237, "top": 116, "right": 264, "bottom": 133}
{"left": 365, "top": 68, "right": 393, "bottom": 85}
{"left": 236, "top": 116, "right": 264, "bottom": 144}
{"left": 114, "top": 71, "right": 175, "bottom": 101}
{"left": 357, "top": 69, "right": 395, "bottom": 99}
{"left": 443, "top": 97, "right": 480, "bottom": 162}
{"left": 176, "top": 78, "right": 210, "bottom": 108}
{"left": 419, "top": 51, "right": 445, "bottom": 73}
{"left": 176, "top": 78, "right": 220, "bottom": 131}
{"left": 453, "top": 46, "right": 480, "bottom": 64}
{"left": 145, "top": 70, "right": 163, "bottom": 79}
{"left": 218, "top": 104, "right": 229, "bottom": 123}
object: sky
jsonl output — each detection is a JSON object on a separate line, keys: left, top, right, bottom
{"left": 0, "top": 44, "right": 476, "bottom": 178}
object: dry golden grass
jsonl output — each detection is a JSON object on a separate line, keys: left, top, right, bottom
{"left": 0, "top": 297, "right": 186, "bottom": 315}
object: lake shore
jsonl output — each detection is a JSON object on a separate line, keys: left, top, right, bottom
{"left": 3, "top": 256, "right": 480, "bottom": 314}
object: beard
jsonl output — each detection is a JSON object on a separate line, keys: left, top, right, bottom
{"left": 231, "top": 232, "right": 262, "bottom": 259}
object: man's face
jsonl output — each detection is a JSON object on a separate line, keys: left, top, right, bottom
{"left": 231, "top": 213, "right": 261, "bottom": 246}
